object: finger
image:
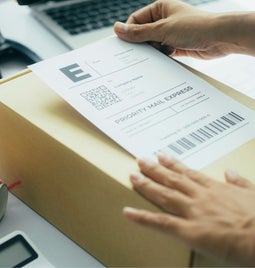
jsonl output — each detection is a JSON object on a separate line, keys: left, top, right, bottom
{"left": 225, "top": 169, "right": 255, "bottom": 189}
{"left": 157, "top": 153, "right": 190, "bottom": 174}
{"left": 130, "top": 172, "right": 190, "bottom": 216}
{"left": 123, "top": 207, "right": 187, "bottom": 236}
{"left": 137, "top": 157, "right": 199, "bottom": 196}
{"left": 126, "top": 2, "right": 158, "bottom": 24}
{"left": 157, "top": 153, "right": 215, "bottom": 188}
{"left": 185, "top": 168, "right": 216, "bottom": 188}
{"left": 114, "top": 21, "right": 163, "bottom": 43}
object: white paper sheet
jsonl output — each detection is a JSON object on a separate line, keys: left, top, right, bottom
{"left": 30, "top": 36, "right": 255, "bottom": 169}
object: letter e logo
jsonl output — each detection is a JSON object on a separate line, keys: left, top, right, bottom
{"left": 59, "top": 63, "right": 91, "bottom": 82}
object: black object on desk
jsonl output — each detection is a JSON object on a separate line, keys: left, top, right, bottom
{"left": 0, "top": 31, "right": 41, "bottom": 79}
{"left": 16, "top": 0, "right": 42, "bottom": 5}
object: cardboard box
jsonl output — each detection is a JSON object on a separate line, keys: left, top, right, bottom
{"left": 1, "top": 69, "right": 255, "bottom": 267}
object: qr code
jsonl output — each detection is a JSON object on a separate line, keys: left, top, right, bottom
{"left": 80, "top": 85, "right": 122, "bottom": 111}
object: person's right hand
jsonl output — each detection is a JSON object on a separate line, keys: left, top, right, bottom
{"left": 124, "top": 154, "right": 255, "bottom": 266}
{"left": 114, "top": 0, "right": 252, "bottom": 59}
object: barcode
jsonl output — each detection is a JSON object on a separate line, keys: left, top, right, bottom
{"left": 164, "top": 111, "right": 245, "bottom": 155}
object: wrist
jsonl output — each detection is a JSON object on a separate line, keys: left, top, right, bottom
{"left": 242, "top": 226, "right": 255, "bottom": 266}
{"left": 232, "top": 219, "right": 255, "bottom": 266}
{"left": 211, "top": 12, "right": 255, "bottom": 56}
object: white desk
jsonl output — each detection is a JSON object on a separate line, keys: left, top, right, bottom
{"left": 0, "top": 194, "right": 104, "bottom": 267}
{"left": 0, "top": 1, "right": 254, "bottom": 267}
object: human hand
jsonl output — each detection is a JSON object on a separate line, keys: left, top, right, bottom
{"left": 124, "top": 153, "right": 255, "bottom": 266}
{"left": 114, "top": 0, "right": 250, "bottom": 59}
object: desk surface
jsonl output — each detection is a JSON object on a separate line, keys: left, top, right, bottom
{"left": 0, "top": 0, "right": 254, "bottom": 267}
{"left": 0, "top": 193, "right": 104, "bottom": 267}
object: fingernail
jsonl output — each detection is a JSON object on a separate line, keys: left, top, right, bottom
{"left": 115, "top": 21, "right": 129, "bottom": 34}
{"left": 157, "top": 152, "right": 175, "bottom": 163}
{"left": 138, "top": 157, "right": 155, "bottom": 169}
{"left": 225, "top": 168, "right": 239, "bottom": 180}
{"left": 130, "top": 172, "right": 144, "bottom": 183}
{"left": 123, "top": 207, "right": 139, "bottom": 219}
{"left": 123, "top": 206, "right": 138, "bottom": 214}
{"left": 169, "top": 48, "right": 177, "bottom": 57}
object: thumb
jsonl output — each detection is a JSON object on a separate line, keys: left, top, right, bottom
{"left": 114, "top": 21, "right": 161, "bottom": 43}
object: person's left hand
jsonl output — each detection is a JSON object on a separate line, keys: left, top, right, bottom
{"left": 124, "top": 153, "right": 255, "bottom": 266}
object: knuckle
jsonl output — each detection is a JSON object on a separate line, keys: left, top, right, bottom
{"left": 171, "top": 175, "right": 183, "bottom": 186}
{"left": 159, "top": 189, "right": 172, "bottom": 208}
{"left": 137, "top": 210, "right": 150, "bottom": 223}
{"left": 168, "top": 174, "right": 186, "bottom": 188}
{"left": 185, "top": 168, "right": 198, "bottom": 178}
{"left": 136, "top": 177, "right": 150, "bottom": 189}
{"left": 127, "top": 24, "right": 151, "bottom": 42}
{"left": 155, "top": 213, "right": 171, "bottom": 227}
{"left": 129, "top": 25, "right": 142, "bottom": 37}
{"left": 142, "top": 162, "right": 158, "bottom": 175}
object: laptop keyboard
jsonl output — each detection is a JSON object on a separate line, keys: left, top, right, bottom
{"left": 45, "top": 0, "right": 218, "bottom": 36}
{"left": 184, "top": 0, "right": 218, "bottom": 5}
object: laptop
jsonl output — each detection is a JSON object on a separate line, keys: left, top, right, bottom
{"left": 28, "top": 0, "right": 245, "bottom": 49}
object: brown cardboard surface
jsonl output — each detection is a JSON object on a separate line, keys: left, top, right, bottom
{"left": 0, "top": 68, "right": 255, "bottom": 267}
{"left": 0, "top": 70, "right": 190, "bottom": 267}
